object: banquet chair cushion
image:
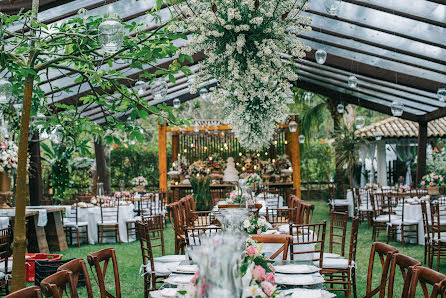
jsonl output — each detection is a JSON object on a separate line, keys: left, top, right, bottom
{"left": 154, "top": 255, "right": 187, "bottom": 263}
{"left": 64, "top": 221, "right": 88, "bottom": 227}
{"left": 0, "top": 272, "right": 5, "bottom": 280}
{"left": 126, "top": 216, "right": 142, "bottom": 223}
{"left": 0, "top": 259, "right": 12, "bottom": 273}
{"left": 317, "top": 258, "right": 355, "bottom": 270}
{"left": 374, "top": 215, "right": 401, "bottom": 223}
{"left": 432, "top": 232, "right": 446, "bottom": 243}
{"left": 315, "top": 252, "right": 342, "bottom": 259}
{"left": 148, "top": 262, "right": 181, "bottom": 276}
{"left": 359, "top": 205, "right": 372, "bottom": 211}
{"left": 388, "top": 218, "right": 419, "bottom": 226}
{"left": 97, "top": 221, "right": 119, "bottom": 225}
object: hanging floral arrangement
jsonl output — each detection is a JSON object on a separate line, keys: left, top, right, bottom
{"left": 173, "top": 0, "right": 311, "bottom": 149}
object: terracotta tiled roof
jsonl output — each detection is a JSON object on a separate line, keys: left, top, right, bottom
{"left": 356, "top": 117, "right": 446, "bottom": 139}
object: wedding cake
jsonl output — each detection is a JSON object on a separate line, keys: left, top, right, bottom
{"left": 223, "top": 157, "right": 239, "bottom": 183}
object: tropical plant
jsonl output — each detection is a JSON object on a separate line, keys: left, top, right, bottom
{"left": 333, "top": 127, "right": 368, "bottom": 188}
{"left": 189, "top": 175, "right": 211, "bottom": 211}
{"left": 427, "top": 143, "right": 446, "bottom": 177}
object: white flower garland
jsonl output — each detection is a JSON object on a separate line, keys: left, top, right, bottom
{"left": 175, "top": 0, "right": 311, "bottom": 149}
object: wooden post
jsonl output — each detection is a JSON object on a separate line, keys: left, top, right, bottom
{"left": 159, "top": 122, "right": 168, "bottom": 193}
{"left": 416, "top": 121, "right": 428, "bottom": 184}
{"left": 94, "top": 141, "right": 109, "bottom": 194}
{"left": 172, "top": 134, "right": 179, "bottom": 162}
{"left": 290, "top": 115, "right": 302, "bottom": 199}
{"left": 285, "top": 131, "right": 292, "bottom": 160}
{"left": 28, "top": 133, "right": 43, "bottom": 206}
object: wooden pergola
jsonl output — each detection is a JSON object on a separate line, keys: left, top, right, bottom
{"left": 159, "top": 117, "right": 303, "bottom": 198}
{"left": 4, "top": 0, "right": 445, "bottom": 200}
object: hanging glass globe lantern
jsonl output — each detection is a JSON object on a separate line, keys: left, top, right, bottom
{"left": 193, "top": 123, "right": 199, "bottom": 133}
{"left": 325, "top": 0, "right": 342, "bottom": 16}
{"left": 315, "top": 49, "right": 327, "bottom": 65}
{"left": 40, "top": 128, "right": 49, "bottom": 140}
{"left": 0, "top": 118, "right": 9, "bottom": 140}
{"left": 77, "top": 8, "right": 87, "bottom": 18}
{"left": 98, "top": 17, "right": 124, "bottom": 54}
{"left": 391, "top": 101, "right": 404, "bottom": 117}
{"left": 437, "top": 88, "right": 446, "bottom": 102}
{"left": 375, "top": 130, "right": 383, "bottom": 141}
{"left": 173, "top": 98, "right": 181, "bottom": 109}
{"left": 337, "top": 103, "right": 344, "bottom": 114}
{"left": 135, "top": 81, "right": 146, "bottom": 97}
{"left": 13, "top": 103, "right": 22, "bottom": 117}
{"left": 288, "top": 120, "right": 298, "bottom": 132}
{"left": 355, "top": 116, "right": 365, "bottom": 129}
{"left": 187, "top": 75, "right": 195, "bottom": 91}
{"left": 199, "top": 88, "right": 209, "bottom": 100}
{"left": 151, "top": 79, "right": 168, "bottom": 100}
{"left": 299, "top": 135, "right": 305, "bottom": 144}
{"left": 0, "top": 79, "right": 12, "bottom": 104}
{"left": 50, "top": 125, "right": 64, "bottom": 145}
{"left": 348, "top": 75, "right": 358, "bottom": 88}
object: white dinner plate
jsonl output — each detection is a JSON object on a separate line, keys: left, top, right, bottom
{"left": 280, "top": 288, "right": 336, "bottom": 298}
{"left": 274, "top": 264, "right": 320, "bottom": 274}
{"left": 163, "top": 274, "right": 193, "bottom": 285}
{"left": 275, "top": 273, "right": 325, "bottom": 286}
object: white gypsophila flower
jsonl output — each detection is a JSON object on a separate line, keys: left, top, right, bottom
{"left": 174, "top": 0, "right": 311, "bottom": 149}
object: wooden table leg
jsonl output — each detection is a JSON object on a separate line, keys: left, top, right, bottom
{"left": 45, "top": 211, "right": 68, "bottom": 252}
{"left": 27, "top": 215, "right": 49, "bottom": 253}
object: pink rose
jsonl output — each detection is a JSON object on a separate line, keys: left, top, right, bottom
{"left": 257, "top": 229, "right": 262, "bottom": 234}
{"left": 260, "top": 216, "right": 266, "bottom": 220}
{"left": 252, "top": 265, "right": 266, "bottom": 281}
{"left": 0, "top": 144, "right": 6, "bottom": 150}
{"left": 264, "top": 272, "right": 275, "bottom": 282}
{"left": 430, "top": 182, "right": 434, "bottom": 186}
{"left": 191, "top": 271, "right": 199, "bottom": 284}
{"left": 421, "top": 181, "right": 425, "bottom": 185}
{"left": 246, "top": 246, "right": 257, "bottom": 257}
{"left": 261, "top": 281, "right": 276, "bottom": 297}
{"left": 267, "top": 263, "right": 276, "bottom": 272}
{"left": 435, "top": 176, "right": 439, "bottom": 179}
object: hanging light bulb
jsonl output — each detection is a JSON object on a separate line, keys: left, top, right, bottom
{"left": 336, "top": 103, "right": 344, "bottom": 114}
{"left": 288, "top": 120, "right": 298, "bottom": 132}
{"left": 150, "top": 79, "right": 168, "bottom": 100}
{"left": 0, "top": 79, "right": 12, "bottom": 104}
{"left": 324, "top": 0, "right": 342, "bottom": 16}
{"left": 355, "top": 116, "right": 365, "bottom": 129}
{"left": 187, "top": 75, "right": 195, "bottom": 91}
{"left": 13, "top": 103, "right": 22, "bottom": 118}
{"left": 437, "top": 88, "right": 446, "bottom": 102}
{"left": 193, "top": 123, "right": 199, "bottom": 133}
{"left": 134, "top": 81, "right": 146, "bottom": 97}
{"left": 50, "top": 125, "right": 64, "bottom": 145}
{"left": 77, "top": 8, "right": 87, "bottom": 18}
{"left": 98, "top": 17, "right": 124, "bottom": 54}
{"left": 375, "top": 130, "right": 383, "bottom": 141}
{"left": 173, "top": 98, "right": 181, "bottom": 109}
{"left": 199, "top": 88, "right": 209, "bottom": 100}
{"left": 315, "top": 49, "right": 327, "bottom": 65}
{"left": 299, "top": 135, "right": 305, "bottom": 144}
{"left": 391, "top": 101, "right": 404, "bottom": 117}
{"left": 40, "top": 129, "right": 49, "bottom": 140}
{"left": 348, "top": 75, "right": 358, "bottom": 88}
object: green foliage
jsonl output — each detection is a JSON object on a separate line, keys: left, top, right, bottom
{"left": 189, "top": 176, "right": 211, "bottom": 211}
{"left": 110, "top": 145, "right": 162, "bottom": 188}
{"left": 301, "top": 139, "right": 333, "bottom": 183}
{"left": 427, "top": 142, "right": 446, "bottom": 177}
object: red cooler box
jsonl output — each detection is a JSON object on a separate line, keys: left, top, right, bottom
{"left": 24, "top": 253, "right": 63, "bottom": 282}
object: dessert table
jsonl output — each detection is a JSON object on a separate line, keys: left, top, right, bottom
{"left": 61, "top": 203, "right": 136, "bottom": 244}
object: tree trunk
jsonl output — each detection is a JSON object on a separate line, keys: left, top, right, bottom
{"left": 94, "top": 141, "right": 110, "bottom": 194}
{"left": 326, "top": 99, "right": 344, "bottom": 198}
{"left": 28, "top": 133, "right": 43, "bottom": 206}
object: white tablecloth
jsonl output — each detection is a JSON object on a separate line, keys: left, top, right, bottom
{"left": 65, "top": 204, "right": 136, "bottom": 244}
{"left": 0, "top": 217, "right": 8, "bottom": 229}
{"left": 0, "top": 208, "right": 48, "bottom": 227}
{"left": 255, "top": 194, "right": 284, "bottom": 216}
{"left": 262, "top": 228, "right": 316, "bottom": 261}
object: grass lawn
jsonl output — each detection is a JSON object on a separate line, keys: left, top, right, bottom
{"left": 51, "top": 200, "right": 445, "bottom": 297}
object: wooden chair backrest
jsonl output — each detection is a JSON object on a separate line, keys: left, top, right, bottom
{"left": 289, "top": 222, "right": 326, "bottom": 266}
{"left": 430, "top": 202, "right": 443, "bottom": 243}
{"left": 210, "top": 189, "right": 228, "bottom": 206}
{"left": 142, "top": 214, "right": 165, "bottom": 255}
{"left": 167, "top": 202, "right": 185, "bottom": 236}
{"left": 388, "top": 253, "right": 421, "bottom": 298}
{"left": 99, "top": 196, "right": 119, "bottom": 224}
{"left": 87, "top": 248, "right": 121, "bottom": 298}
{"left": 136, "top": 221, "right": 156, "bottom": 276}
{"left": 265, "top": 208, "right": 294, "bottom": 226}
{"left": 296, "top": 201, "right": 314, "bottom": 224}
{"left": 184, "top": 226, "right": 222, "bottom": 247}
{"left": 5, "top": 286, "right": 43, "bottom": 298}
{"left": 262, "top": 188, "right": 281, "bottom": 209}
{"left": 40, "top": 270, "right": 79, "bottom": 298}
{"left": 347, "top": 217, "right": 360, "bottom": 267}
{"left": 58, "top": 258, "right": 93, "bottom": 298}
{"left": 409, "top": 266, "right": 446, "bottom": 298}
{"left": 286, "top": 187, "right": 296, "bottom": 207}
{"left": 365, "top": 242, "right": 398, "bottom": 298}
{"left": 329, "top": 211, "right": 349, "bottom": 256}
{"left": 0, "top": 226, "right": 11, "bottom": 275}
{"left": 251, "top": 234, "right": 292, "bottom": 261}
{"left": 421, "top": 201, "right": 431, "bottom": 246}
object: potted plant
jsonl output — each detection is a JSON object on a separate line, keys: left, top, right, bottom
{"left": 420, "top": 173, "right": 444, "bottom": 195}
{"left": 131, "top": 176, "right": 148, "bottom": 192}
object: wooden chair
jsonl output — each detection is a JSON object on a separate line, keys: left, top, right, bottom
{"left": 429, "top": 202, "right": 446, "bottom": 271}
{"left": 285, "top": 187, "right": 296, "bottom": 207}
{"left": 167, "top": 201, "right": 186, "bottom": 254}
{"left": 323, "top": 217, "right": 359, "bottom": 298}
{"left": 354, "top": 188, "right": 372, "bottom": 225}
{"left": 421, "top": 201, "right": 432, "bottom": 265}
{"left": 136, "top": 220, "right": 168, "bottom": 296}
{"left": 296, "top": 201, "right": 314, "bottom": 224}
{"left": 262, "top": 188, "right": 281, "bottom": 209}
{"left": 265, "top": 207, "right": 294, "bottom": 227}
{"left": 327, "top": 211, "right": 349, "bottom": 258}
{"left": 76, "top": 194, "right": 93, "bottom": 203}
{"left": 370, "top": 193, "right": 399, "bottom": 242}
{"left": 181, "top": 196, "right": 215, "bottom": 227}
{"left": 210, "top": 189, "right": 227, "bottom": 206}
{"left": 364, "top": 242, "right": 398, "bottom": 298}
{"left": 184, "top": 226, "right": 222, "bottom": 247}
{"left": 63, "top": 200, "right": 89, "bottom": 247}
{"left": 386, "top": 194, "right": 418, "bottom": 248}
{"left": 408, "top": 266, "right": 446, "bottom": 298}
{"left": 387, "top": 253, "right": 421, "bottom": 298}
{"left": 289, "top": 222, "right": 326, "bottom": 267}
{"left": 0, "top": 226, "right": 12, "bottom": 295}
{"left": 87, "top": 248, "right": 121, "bottom": 298}
{"left": 40, "top": 270, "right": 79, "bottom": 298}
{"left": 97, "top": 197, "right": 121, "bottom": 244}
{"left": 57, "top": 258, "right": 93, "bottom": 298}
{"left": 251, "top": 234, "right": 293, "bottom": 261}
{"left": 5, "top": 286, "right": 42, "bottom": 298}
